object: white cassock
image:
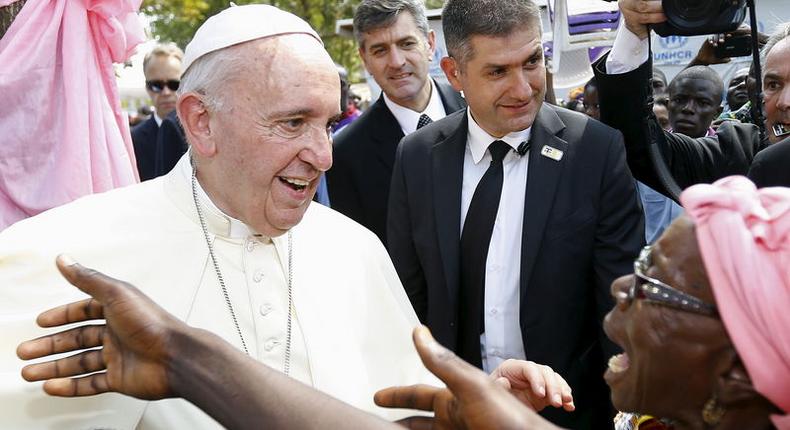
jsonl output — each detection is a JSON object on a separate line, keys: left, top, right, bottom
{"left": 0, "top": 155, "right": 438, "bottom": 429}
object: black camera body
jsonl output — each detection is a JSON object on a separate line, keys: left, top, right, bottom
{"left": 653, "top": 0, "right": 748, "bottom": 37}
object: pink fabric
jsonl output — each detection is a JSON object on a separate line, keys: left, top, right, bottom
{"left": 681, "top": 176, "right": 790, "bottom": 429}
{"left": 0, "top": 0, "right": 144, "bottom": 230}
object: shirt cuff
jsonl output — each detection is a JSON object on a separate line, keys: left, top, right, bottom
{"left": 605, "top": 25, "right": 650, "bottom": 74}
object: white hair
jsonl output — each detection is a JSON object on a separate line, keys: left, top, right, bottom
{"left": 177, "top": 43, "right": 251, "bottom": 112}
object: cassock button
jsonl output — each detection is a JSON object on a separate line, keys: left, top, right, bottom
{"left": 245, "top": 239, "right": 256, "bottom": 252}
{"left": 259, "top": 303, "right": 273, "bottom": 316}
{"left": 264, "top": 338, "right": 280, "bottom": 352}
{"left": 253, "top": 270, "right": 264, "bottom": 283}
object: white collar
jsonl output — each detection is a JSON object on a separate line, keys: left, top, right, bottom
{"left": 153, "top": 112, "right": 163, "bottom": 127}
{"left": 178, "top": 154, "right": 259, "bottom": 240}
{"left": 466, "top": 109, "right": 531, "bottom": 164}
{"left": 382, "top": 79, "right": 446, "bottom": 135}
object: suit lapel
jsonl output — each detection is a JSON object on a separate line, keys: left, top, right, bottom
{"left": 368, "top": 96, "right": 405, "bottom": 171}
{"left": 432, "top": 111, "right": 468, "bottom": 311}
{"left": 436, "top": 80, "right": 467, "bottom": 113}
{"left": 519, "top": 106, "right": 568, "bottom": 301}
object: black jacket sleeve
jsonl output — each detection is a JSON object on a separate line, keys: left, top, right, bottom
{"left": 593, "top": 53, "right": 764, "bottom": 198}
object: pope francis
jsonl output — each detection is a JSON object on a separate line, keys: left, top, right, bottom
{"left": 0, "top": 4, "right": 436, "bottom": 429}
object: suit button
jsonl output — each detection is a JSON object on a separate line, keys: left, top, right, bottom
{"left": 449, "top": 322, "right": 455, "bottom": 327}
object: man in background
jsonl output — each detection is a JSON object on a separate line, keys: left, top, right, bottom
{"left": 132, "top": 43, "right": 183, "bottom": 181}
{"left": 667, "top": 65, "right": 723, "bottom": 138}
{"left": 327, "top": 0, "right": 466, "bottom": 246}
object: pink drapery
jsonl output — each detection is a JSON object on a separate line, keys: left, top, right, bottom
{"left": 0, "top": 0, "right": 144, "bottom": 230}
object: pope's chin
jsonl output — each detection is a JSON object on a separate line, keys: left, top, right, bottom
{"left": 262, "top": 179, "right": 318, "bottom": 235}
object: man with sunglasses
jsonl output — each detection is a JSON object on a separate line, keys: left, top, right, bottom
{"left": 132, "top": 42, "right": 183, "bottom": 181}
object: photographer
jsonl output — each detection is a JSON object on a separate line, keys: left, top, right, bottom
{"left": 592, "top": 0, "right": 790, "bottom": 196}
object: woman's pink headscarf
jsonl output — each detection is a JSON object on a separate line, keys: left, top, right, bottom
{"left": 682, "top": 176, "right": 790, "bottom": 429}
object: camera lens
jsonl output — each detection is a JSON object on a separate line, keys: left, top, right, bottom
{"left": 663, "top": 0, "right": 721, "bottom": 27}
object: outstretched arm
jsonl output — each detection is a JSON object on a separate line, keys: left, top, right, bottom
{"left": 19, "top": 256, "right": 570, "bottom": 430}
{"left": 17, "top": 255, "right": 396, "bottom": 430}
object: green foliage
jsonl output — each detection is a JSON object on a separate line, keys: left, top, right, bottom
{"left": 141, "top": 0, "right": 446, "bottom": 82}
{"left": 141, "top": 0, "right": 360, "bottom": 80}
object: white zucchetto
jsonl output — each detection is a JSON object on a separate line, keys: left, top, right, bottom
{"left": 182, "top": 4, "right": 323, "bottom": 74}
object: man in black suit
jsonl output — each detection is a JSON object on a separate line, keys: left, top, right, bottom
{"left": 386, "top": 0, "right": 644, "bottom": 428}
{"left": 131, "top": 43, "right": 183, "bottom": 181}
{"left": 327, "top": 0, "right": 466, "bottom": 245}
{"left": 593, "top": 0, "right": 790, "bottom": 195}
{"left": 154, "top": 110, "right": 188, "bottom": 178}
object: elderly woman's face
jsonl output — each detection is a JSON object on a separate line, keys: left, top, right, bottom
{"left": 603, "top": 216, "right": 730, "bottom": 420}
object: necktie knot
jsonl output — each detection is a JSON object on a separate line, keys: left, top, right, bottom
{"left": 488, "top": 140, "right": 511, "bottom": 164}
{"left": 417, "top": 114, "right": 433, "bottom": 130}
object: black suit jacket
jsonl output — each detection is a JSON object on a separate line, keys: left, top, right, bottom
{"left": 155, "top": 110, "right": 188, "bottom": 177}
{"left": 748, "top": 137, "right": 790, "bottom": 187}
{"left": 387, "top": 105, "right": 644, "bottom": 429}
{"left": 327, "top": 81, "right": 466, "bottom": 245}
{"left": 592, "top": 54, "right": 773, "bottom": 196}
{"left": 131, "top": 116, "right": 159, "bottom": 181}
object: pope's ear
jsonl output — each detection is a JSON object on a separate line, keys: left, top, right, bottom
{"left": 178, "top": 94, "right": 216, "bottom": 157}
{"left": 441, "top": 57, "right": 463, "bottom": 92}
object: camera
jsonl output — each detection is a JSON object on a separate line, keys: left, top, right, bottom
{"left": 653, "top": 0, "right": 747, "bottom": 37}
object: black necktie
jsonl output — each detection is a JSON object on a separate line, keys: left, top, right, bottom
{"left": 457, "top": 140, "right": 511, "bottom": 368}
{"left": 416, "top": 114, "right": 433, "bottom": 130}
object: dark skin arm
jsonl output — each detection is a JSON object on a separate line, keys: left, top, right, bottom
{"left": 16, "top": 255, "right": 395, "bottom": 430}
{"left": 18, "top": 255, "right": 570, "bottom": 430}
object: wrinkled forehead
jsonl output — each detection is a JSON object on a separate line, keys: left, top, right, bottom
{"left": 235, "top": 35, "right": 337, "bottom": 88}
{"left": 233, "top": 37, "right": 340, "bottom": 113}
{"left": 764, "top": 38, "right": 790, "bottom": 75}
{"left": 669, "top": 77, "right": 720, "bottom": 97}
{"left": 653, "top": 215, "right": 713, "bottom": 299}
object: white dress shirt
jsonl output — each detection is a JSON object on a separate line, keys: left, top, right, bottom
{"left": 461, "top": 109, "right": 530, "bottom": 373}
{"left": 605, "top": 25, "right": 650, "bottom": 74}
{"left": 383, "top": 79, "right": 448, "bottom": 135}
{"left": 153, "top": 111, "right": 163, "bottom": 127}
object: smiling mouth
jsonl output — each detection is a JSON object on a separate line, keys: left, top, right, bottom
{"left": 390, "top": 72, "right": 412, "bottom": 80}
{"left": 278, "top": 176, "right": 310, "bottom": 192}
{"left": 608, "top": 353, "right": 630, "bottom": 373}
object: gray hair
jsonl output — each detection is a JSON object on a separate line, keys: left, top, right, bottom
{"left": 353, "top": 0, "right": 430, "bottom": 50}
{"left": 142, "top": 42, "right": 183, "bottom": 73}
{"left": 177, "top": 42, "right": 256, "bottom": 112}
{"left": 442, "top": 0, "right": 542, "bottom": 65}
{"left": 761, "top": 21, "right": 790, "bottom": 75}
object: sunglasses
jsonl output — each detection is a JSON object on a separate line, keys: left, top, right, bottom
{"left": 146, "top": 80, "right": 180, "bottom": 93}
{"left": 628, "top": 246, "right": 718, "bottom": 317}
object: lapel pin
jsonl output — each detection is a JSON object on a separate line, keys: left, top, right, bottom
{"left": 540, "top": 145, "right": 564, "bottom": 161}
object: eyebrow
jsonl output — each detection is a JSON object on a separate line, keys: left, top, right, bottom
{"left": 368, "top": 36, "right": 417, "bottom": 51}
{"left": 764, "top": 72, "right": 784, "bottom": 81}
{"left": 482, "top": 46, "right": 543, "bottom": 70}
{"left": 263, "top": 108, "right": 316, "bottom": 119}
